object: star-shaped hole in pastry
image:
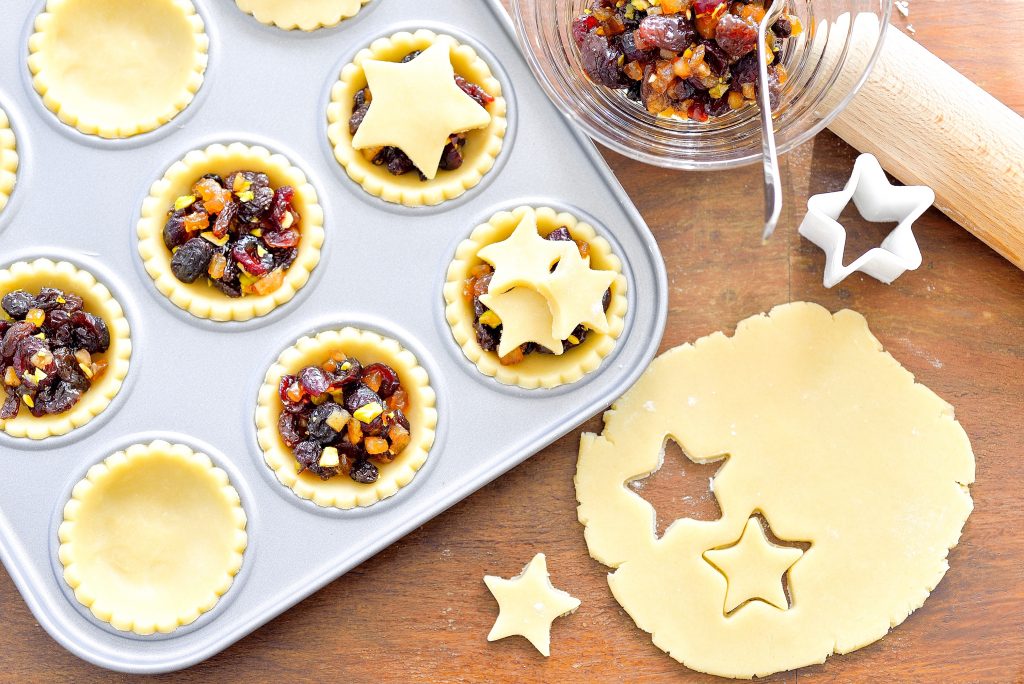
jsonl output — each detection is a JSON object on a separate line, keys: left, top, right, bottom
{"left": 627, "top": 440, "right": 727, "bottom": 537}
{"left": 477, "top": 208, "right": 576, "bottom": 295}
{"left": 484, "top": 553, "right": 581, "bottom": 657}
{"left": 798, "top": 153, "right": 935, "bottom": 288}
{"left": 479, "top": 287, "right": 563, "bottom": 358}
{"left": 703, "top": 515, "right": 810, "bottom": 615}
{"left": 539, "top": 246, "right": 617, "bottom": 340}
{"left": 351, "top": 41, "right": 491, "bottom": 180}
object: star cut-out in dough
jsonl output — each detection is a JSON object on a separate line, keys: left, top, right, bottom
{"left": 351, "top": 41, "right": 491, "bottom": 180}
{"left": 703, "top": 516, "right": 807, "bottom": 614}
{"left": 484, "top": 553, "right": 581, "bottom": 657}
{"left": 540, "top": 246, "right": 617, "bottom": 339}
{"left": 477, "top": 208, "right": 575, "bottom": 295}
{"left": 479, "top": 287, "right": 563, "bottom": 358}
{"left": 798, "top": 153, "right": 934, "bottom": 288}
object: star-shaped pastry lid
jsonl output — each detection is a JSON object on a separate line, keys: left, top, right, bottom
{"left": 540, "top": 247, "right": 616, "bottom": 340}
{"left": 484, "top": 553, "right": 580, "bottom": 657}
{"left": 350, "top": 41, "right": 491, "bottom": 180}
{"left": 703, "top": 516, "right": 807, "bottom": 614}
{"left": 477, "top": 208, "right": 576, "bottom": 295}
{"left": 479, "top": 287, "right": 563, "bottom": 358}
{"left": 799, "top": 153, "right": 934, "bottom": 288}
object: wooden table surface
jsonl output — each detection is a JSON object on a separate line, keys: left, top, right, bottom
{"left": 3, "top": 3, "right": 1022, "bottom": 682}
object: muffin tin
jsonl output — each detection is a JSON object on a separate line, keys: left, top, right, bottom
{"left": 0, "top": 0, "right": 666, "bottom": 673}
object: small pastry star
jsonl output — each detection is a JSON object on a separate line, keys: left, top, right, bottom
{"left": 351, "top": 41, "right": 491, "bottom": 180}
{"left": 539, "top": 246, "right": 616, "bottom": 340}
{"left": 484, "top": 553, "right": 581, "bottom": 657}
{"left": 798, "top": 153, "right": 934, "bottom": 288}
{"left": 477, "top": 208, "right": 576, "bottom": 294}
{"left": 479, "top": 287, "right": 563, "bottom": 358}
{"left": 703, "top": 516, "right": 807, "bottom": 614}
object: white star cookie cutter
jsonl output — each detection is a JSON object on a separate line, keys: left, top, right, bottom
{"left": 798, "top": 153, "right": 934, "bottom": 288}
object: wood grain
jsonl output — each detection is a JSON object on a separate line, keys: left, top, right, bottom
{"left": 2, "top": 3, "right": 1022, "bottom": 682}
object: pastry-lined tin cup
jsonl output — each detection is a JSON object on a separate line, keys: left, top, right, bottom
{"left": 0, "top": 0, "right": 667, "bottom": 673}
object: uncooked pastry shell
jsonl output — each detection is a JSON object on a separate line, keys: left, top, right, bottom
{"left": 235, "top": 0, "right": 372, "bottom": 31}
{"left": 575, "top": 302, "right": 975, "bottom": 679}
{"left": 137, "top": 142, "right": 324, "bottom": 322}
{"left": 444, "top": 206, "right": 627, "bottom": 389}
{"left": 58, "top": 441, "right": 248, "bottom": 635}
{"left": 0, "top": 107, "right": 16, "bottom": 214}
{"left": 327, "top": 29, "right": 507, "bottom": 207}
{"left": 0, "top": 259, "right": 131, "bottom": 440}
{"left": 256, "top": 327, "right": 437, "bottom": 509}
{"left": 28, "top": 0, "right": 208, "bottom": 139}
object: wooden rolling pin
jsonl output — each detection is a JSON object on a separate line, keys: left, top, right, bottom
{"left": 827, "top": 24, "right": 1024, "bottom": 270}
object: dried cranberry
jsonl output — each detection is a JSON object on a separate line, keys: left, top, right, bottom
{"left": 455, "top": 75, "right": 494, "bottom": 107}
{"left": 580, "top": 33, "right": 629, "bottom": 89}
{"left": 0, "top": 393, "right": 18, "bottom": 420}
{"left": 545, "top": 227, "right": 573, "bottom": 242}
{"left": 279, "top": 374, "right": 300, "bottom": 402}
{"left": 231, "top": 236, "right": 272, "bottom": 277}
{"left": 715, "top": 14, "right": 758, "bottom": 59}
{"left": 693, "top": 0, "right": 725, "bottom": 14}
{"left": 331, "top": 358, "right": 362, "bottom": 388}
{"left": 298, "top": 366, "right": 331, "bottom": 397}
{"left": 361, "top": 363, "right": 400, "bottom": 398}
{"left": 636, "top": 14, "right": 696, "bottom": 52}
{"left": 572, "top": 14, "right": 599, "bottom": 47}
{"left": 267, "top": 186, "right": 296, "bottom": 230}
{"left": 278, "top": 413, "right": 302, "bottom": 448}
{"left": 171, "top": 238, "right": 215, "bottom": 283}
{"left": 262, "top": 229, "right": 299, "bottom": 249}
{"left": 1, "top": 290, "right": 33, "bottom": 319}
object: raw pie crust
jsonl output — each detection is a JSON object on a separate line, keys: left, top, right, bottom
{"left": 256, "top": 327, "right": 437, "bottom": 509}
{"left": 444, "top": 206, "right": 627, "bottom": 389}
{"left": 235, "top": 0, "right": 372, "bottom": 31}
{"left": 137, "top": 142, "right": 325, "bottom": 322}
{"left": 0, "top": 259, "right": 131, "bottom": 440}
{"left": 59, "top": 441, "right": 248, "bottom": 635}
{"left": 327, "top": 29, "right": 507, "bottom": 207}
{"left": 0, "top": 107, "right": 16, "bottom": 214}
{"left": 575, "top": 302, "right": 975, "bottom": 679}
{"left": 28, "top": 0, "right": 208, "bottom": 139}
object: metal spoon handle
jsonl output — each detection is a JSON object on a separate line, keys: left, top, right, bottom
{"left": 759, "top": 2, "right": 786, "bottom": 240}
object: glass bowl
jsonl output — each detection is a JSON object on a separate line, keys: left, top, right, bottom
{"left": 510, "top": 0, "right": 892, "bottom": 170}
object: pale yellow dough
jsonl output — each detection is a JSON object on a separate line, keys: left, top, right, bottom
{"left": 327, "top": 30, "right": 507, "bottom": 206}
{"left": 0, "top": 259, "right": 131, "bottom": 440}
{"left": 0, "top": 108, "right": 16, "bottom": 214}
{"left": 443, "top": 206, "right": 627, "bottom": 389}
{"left": 484, "top": 553, "right": 580, "bottom": 657}
{"left": 575, "top": 302, "right": 975, "bottom": 679}
{"left": 235, "top": 0, "right": 371, "bottom": 31}
{"left": 137, "top": 143, "right": 324, "bottom": 322}
{"left": 256, "top": 327, "right": 437, "bottom": 509}
{"left": 28, "top": 0, "right": 208, "bottom": 139}
{"left": 58, "top": 441, "right": 248, "bottom": 635}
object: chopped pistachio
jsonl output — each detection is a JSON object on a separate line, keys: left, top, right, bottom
{"left": 250, "top": 228, "right": 263, "bottom": 237}
{"left": 174, "top": 194, "right": 197, "bottom": 211}
{"left": 479, "top": 310, "right": 502, "bottom": 328}
{"left": 238, "top": 190, "right": 255, "bottom": 203}
{"left": 201, "top": 230, "right": 230, "bottom": 247}
{"left": 31, "top": 368, "right": 47, "bottom": 383}
{"left": 79, "top": 363, "right": 94, "bottom": 379}
{"left": 281, "top": 212, "right": 294, "bottom": 229}
{"left": 22, "top": 395, "right": 34, "bottom": 408}
{"left": 567, "top": 335, "right": 580, "bottom": 345}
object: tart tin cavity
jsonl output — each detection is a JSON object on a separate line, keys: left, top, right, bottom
{"left": 27, "top": 0, "right": 209, "bottom": 139}
{"left": 0, "top": 0, "right": 666, "bottom": 673}
{"left": 58, "top": 440, "right": 248, "bottom": 636}
{"left": 444, "top": 205, "right": 628, "bottom": 390}
{"left": 256, "top": 326, "right": 438, "bottom": 510}
{"left": 327, "top": 28, "right": 508, "bottom": 207}
{"left": 0, "top": 105, "right": 18, "bottom": 216}
{"left": 235, "top": 0, "right": 373, "bottom": 31}
{"left": 136, "top": 142, "right": 325, "bottom": 323}
{"left": 0, "top": 258, "right": 132, "bottom": 440}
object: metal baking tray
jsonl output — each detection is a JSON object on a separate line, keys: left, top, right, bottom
{"left": 0, "top": 0, "right": 667, "bottom": 673}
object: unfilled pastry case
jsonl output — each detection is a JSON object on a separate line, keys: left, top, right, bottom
{"left": 0, "top": 0, "right": 667, "bottom": 673}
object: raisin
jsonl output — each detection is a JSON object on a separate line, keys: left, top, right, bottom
{"left": 773, "top": 16, "right": 793, "bottom": 39}
{"left": 33, "top": 288, "right": 63, "bottom": 311}
{"left": 349, "top": 102, "right": 370, "bottom": 135}
{"left": 163, "top": 210, "right": 189, "bottom": 250}
{"left": 349, "top": 459, "right": 379, "bottom": 484}
{"left": 1, "top": 290, "right": 33, "bottom": 320}
{"left": 580, "top": 33, "right": 629, "bottom": 89}
{"left": 331, "top": 358, "right": 362, "bottom": 388}
{"left": 0, "top": 393, "right": 18, "bottom": 420}
{"left": 475, "top": 321, "right": 499, "bottom": 352}
{"left": 1, "top": 321, "right": 34, "bottom": 358}
{"left": 545, "top": 227, "right": 573, "bottom": 242}
{"left": 439, "top": 137, "right": 465, "bottom": 172}
{"left": 401, "top": 50, "right": 423, "bottom": 63}
{"left": 620, "top": 31, "right": 657, "bottom": 64}
{"left": 170, "top": 238, "right": 215, "bottom": 283}
{"left": 71, "top": 311, "right": 110, "bottom": 354}
{"left": 701, "top": 39, "right": 732, "bottom": 76}
{"left": 344, "top": 384, "right": 382, "bottom": 414}
{"left": 212, "top": 200, "right": 237, "bottom": 239}
{"left": 307, "top": 402, "right": 345, "bottom": 444}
